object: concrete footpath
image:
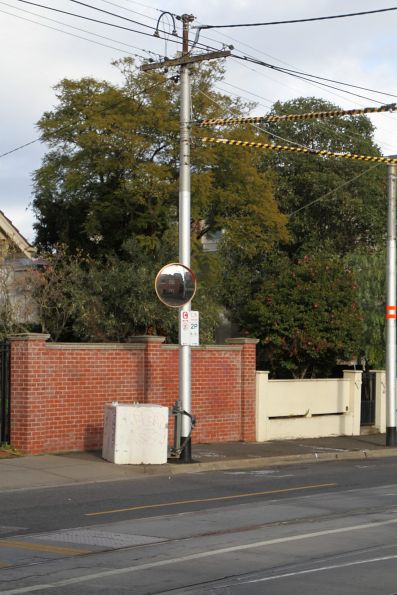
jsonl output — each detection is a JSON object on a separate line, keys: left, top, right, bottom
{"left": 0, "top": 433, "right": 396, "bottom": 492}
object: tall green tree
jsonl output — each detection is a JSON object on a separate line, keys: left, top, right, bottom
{"left": 32, "top": 59, "right": 288, "bottom": 342}
{"left": 219, "top": 97, "right": 387, "bottom": 376}
{"left": 263, "top": 97, "right": 387, "bottom": 255}
{"left": 33, "top": 70, "right": 178, "bottom": 256}
{"left": 33, "top": 59, "right": 287, "bottom": 258}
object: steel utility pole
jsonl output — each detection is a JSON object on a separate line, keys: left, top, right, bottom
{"left": 386, "top": 161, "right": 397, "bottom": 446}
{"left": 178, "top": 14, "right": 194, "bottom": 462}
{"left": 141, "top": 15, "right": 230, "bottom": 463}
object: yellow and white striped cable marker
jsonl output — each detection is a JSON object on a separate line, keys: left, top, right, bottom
{"left": 198, "top": 102, "right": 397, "bottom": 127}
{"left": 201, "top": 136, "right": 397, "bottom": 165}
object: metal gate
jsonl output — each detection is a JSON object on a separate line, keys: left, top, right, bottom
{"left": 0, "top": 342, "right": 10, "bottom": 444}
{"left": 361, "top": 371, "right": 376, "bottom": 426}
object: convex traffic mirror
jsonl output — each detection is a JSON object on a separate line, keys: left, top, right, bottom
{"left": 155, "top": 263, "right": 196, "bottom": 308}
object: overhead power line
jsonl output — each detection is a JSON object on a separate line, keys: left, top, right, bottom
{"left": 14, "top": 0, "right": 180, "bottom": 41}
{"left": 16, "top": 0, "right": 397, "bottom": 105}
{"left": 212, "top": 77, "right": 397, "bottom": 156}
{"left": 14, "top": 0, "right": 218, "bottom": 55}
{"left": 232, "top": 54, "right": 387, "bottom": 104}
{"left": 202, "top": 85, "right": 319, "bottom": 150}
{"left": 225, "top": 55, "right": 397, "bottom": 147}
{"left": 201, "top": 136, "right": 397, "bottom": 165}
{"left": 200, "top": 20, "right": 397, "bottom": 102}
{"left": 28, "top": 0, "right": 396, "bottom": 107}
{"left": 99, "top": 0, "right": 159, "bottom": 18}
{"left": 0, "top": 2, "right": 157, "bottom": 58}
{"left": 100, "top": 0, "right": 176, "bottom": 18}
{"left": 198, "top": 102, "right": 397, "bottom": 127}
{"left": 193, "top": 16, "right": 397, "bottom": 103}
{"left": 289, "top": 163, "right": 382, "bottom": 217}
{"left": 197, "top": 6, "right": 397, "bottom": 29}
{"left": 232, "top": 54, "right": 397, "bottom": 101}
{"left": 0, "top": 138, "right": 40, "bottom": 159}
{"left": 68, "top": 0, "right": 157, "bottom": 31}
{"left": 198, "top": 81, "right": 386, "bottom": 217}
{"left": 262, "top": 64, "right": 397, "bottom": 100}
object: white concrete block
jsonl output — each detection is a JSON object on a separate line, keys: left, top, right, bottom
{"left": 102, "top": 403, "right": 168, "bottom": 465}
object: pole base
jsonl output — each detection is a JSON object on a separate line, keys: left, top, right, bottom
{"left": 180, "top": 436, "right": 192, "bottom": 463}
{"left": 386, "top": 426, "right": 397, "bottom": 447}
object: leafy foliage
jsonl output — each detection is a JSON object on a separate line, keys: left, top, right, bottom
{"left": 222, "top": 96, "right": 388, "bottom": 375}
{"left": 344, "top": 249, "right": 386, "bottom": 368}
{"left": 263, "top": 97, "right": 387, "bottom": 255}
{"left": 33, "top": 71, "right": 178, "bottom": 256}
{"left": 33, "top": 59, "right": 287, "bottom": 259}
{"left": 29, "top": 237, "right": 222, "bottom": 343}
{"left": 222, "top": 252, "right": 363, "bottom": 378}
{"left": 31, "top": 59, "right": 288, "bottom": 342}
{"left": 32, "top": 66, "right": 387, "bottom": 375}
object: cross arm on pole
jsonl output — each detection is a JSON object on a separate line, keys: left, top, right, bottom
{"left": 140, "top": 50, "right": 231, "bottom": 72}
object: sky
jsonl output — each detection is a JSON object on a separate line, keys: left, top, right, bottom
{"left": 2, "top": 0, "right": 397, "bottom": 243}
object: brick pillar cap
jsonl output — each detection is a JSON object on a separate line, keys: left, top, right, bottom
{"left": 225, "top": 338, "right": 259, "bottom": 345}
{"left": 8, "top": 333, "right": 50, "bottom": 342}
{"left": 129, "top": 335, "right": 166, "bottom": 344}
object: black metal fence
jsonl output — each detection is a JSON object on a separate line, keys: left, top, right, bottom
{"left": 0, "top": 342, "right": 10, "bottom": 444}
{"left": 361, "top": 371, "right": 376, "bottom": 426}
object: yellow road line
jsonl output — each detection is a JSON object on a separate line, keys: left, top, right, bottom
{"left": 86, "top": 483, "right": 337, "bottom": 517}
{"left": 0, "top": 539, "right": 91, "bottom": 556}
{"left": 0, "top": 561, "right": 11, "bottom": 568}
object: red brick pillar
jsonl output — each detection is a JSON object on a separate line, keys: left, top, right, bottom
{"left": 129, "top": 336, "right": 166, "bottom": 404}
{"left": 8, "top": 333, "right": 50, "bottom": 453}
{"left": 226, "top": 338, "right": 258, "bottom": 441}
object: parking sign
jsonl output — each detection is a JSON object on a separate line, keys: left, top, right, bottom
{"left": 180, "top": 311, "right": 199, "bottom": 346}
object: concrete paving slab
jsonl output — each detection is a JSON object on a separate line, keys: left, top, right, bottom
{"left": 45, "top": 464, "right": 146, "bottom": 483}
{"left": 0, "top": 468, "right": 80, "bottom": 490}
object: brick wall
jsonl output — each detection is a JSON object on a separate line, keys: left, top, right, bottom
{"left": 9, "top": 334, "right": 258, "bottom": 454}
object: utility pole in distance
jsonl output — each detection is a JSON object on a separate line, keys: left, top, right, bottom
{"left": 386, "top": 161, "right": 397, "bottom": 446}
{"left": 141, "top": 15, "right": 230, "bottom": 463}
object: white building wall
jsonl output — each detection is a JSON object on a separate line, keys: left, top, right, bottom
{"left": 256, "top": 370, "right": 362, "bottom": 441}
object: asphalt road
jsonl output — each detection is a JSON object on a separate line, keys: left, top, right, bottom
{"left": 1, "top": 457, "right": 397, "bottom": 593}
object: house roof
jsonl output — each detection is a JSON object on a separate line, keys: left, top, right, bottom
{"left": 0, "top": 210, "right": 36, "bottom": 259}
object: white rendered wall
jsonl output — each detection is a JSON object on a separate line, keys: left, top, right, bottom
{"left": 256, "top": 371, "right": 362, "bottom": 441}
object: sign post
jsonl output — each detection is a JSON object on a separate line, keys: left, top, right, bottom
{"left": 143, "top": 13, "right": 229, "bottom": 463}
{"left": 155, "top": 262, "right": 198, "bottom": 461}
